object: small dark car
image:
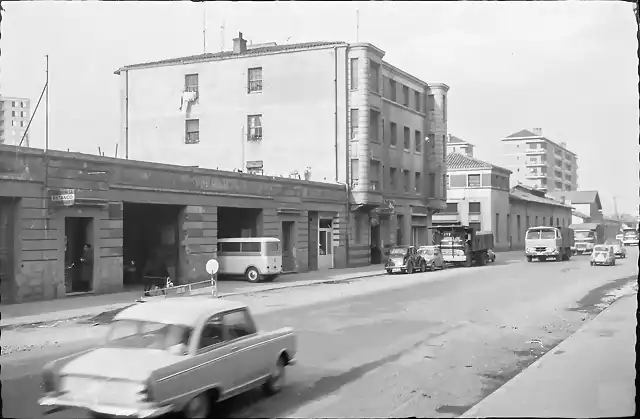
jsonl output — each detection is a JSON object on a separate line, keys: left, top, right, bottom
{"left": 385, "top": 245, "right": 425, "bottom": 274}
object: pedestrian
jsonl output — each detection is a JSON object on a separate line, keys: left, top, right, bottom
{"left": 80, "top": 244, "right": 93, "bottom": 292}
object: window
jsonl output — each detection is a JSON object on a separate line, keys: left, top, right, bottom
{"left": 218, "top": 242, "right": 241, "bottom": 252}
{"left": 350, "top": 58, "right": 359, "bottom": 90}
{"left": 414, "top": 91, "right": 421, "bottom": 112}
{"left": 21, "top": 101, "right": 27, "bottom": 108}
{"left": 223, "top": 310, "right": 256, "bottom": 339}
{"left": 389, "top": 79, "right": 397, "bottom": 101}
{"left": 469, "top": 202, "right": 481, "bottom": 213}
{"left": 11, "top": 111, "right": 16, "bottom": 117}
{"left": 248, "top": 114, "right": 262, "bottom": 141}
{"left": 446, "top": 175, "right": 450, "bottom": 188}
{"left": 369, "top": 61, "right": 380, "bottom": 93}
{"left": 562, "top": 218, "right": 565, "bottom": 226}
{"left": 185, "top": 119, "right": 199, "bottom": 144}
{"left": 350, "top": 159, "right": 359, "bottom": 188}
{"left": 428, "top": 133, "right": 435, "bottom": 149}
{"left": 350, "top": 109, "right": 359, "bottom": 139}
{"left": 20, "top": 121, "right": 25, "bottom": 127}
{"left": 526, "top": 216, "right": 530, "bottom": 229}
{"left": 20, "top": 111, "right": 26, "bottom": 117}
{"left": 442, "top": 94, "right": 447, "bottom": 122}
{"left": 542, "top": 217, "right": 546, "bottom": 225}
{"left": 390, "top": 122, "right": 397, "bottom": 146}
{"left": 402, "top": 85, "right": 409, "bottom": 107}
{"left": 415, "top": 130, "right": 422, "bottom": 153}
{"left": 198, "top": 317, "right": 224, "bottom": 349}
{"left": 11, "top": 101, "right": 16, "bottom": 107}
{"left": 11, "top": 121, "right": 17, "bottom": 127}
{"left": 445, "top": 202, "right": 458, "bottom": 213}
{"left": 556, "top": 218, "right": 559, "bottom": 226}
{"left": 370, "top": 110, "right": 380, "bottom": 143}
{"left": 185, "top": 74, "right": 199, "bottom": 96}
{"left": 495, "top": 213, "right": 500, "bottom": 242}
{"left": 390, "top": 167, "right": 397, "bottom": 188}
{"left": 403, "top": 170, "right": 410, "bottom": 192}
{"left": 427, "top": 94, "right": 435, "bottom": 111}
{"left": 241, "top": 242, "right": 261, "bottom": 252}
{"left": 248, "top": 67, "right": 263, "bottom": 93}
{"left": 415, "top": 172, "right": 421, "bottom": 192}
{"left": 517, "top": 215, "right": 521, "bottom": 241}
{"left": 403, "top": 126, "right": 410, "bottom": 150}
{"left": 468, "top": 174, "right": 481, "bottom": 187}
{"left": 266, "top": 241, "right": 280, "bottom": 256}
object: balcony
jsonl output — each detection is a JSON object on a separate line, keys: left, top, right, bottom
{"left": 350, "top": 178, "right": 383, "bottom": 207}
{"left": 433, "top": 212, "right": 460, "bottom": 224}
{"left": 526, "top": 160, "right": 546, "bottom": 166}
{"left": 526, "top": 172, "right": 547, "bottom": 179}
{"left": 525, "top": 148, "right": 546, "bottom": 155}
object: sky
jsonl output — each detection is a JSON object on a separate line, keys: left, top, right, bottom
{"left": 1, "top": 1, "right": 638, "bottom": 216}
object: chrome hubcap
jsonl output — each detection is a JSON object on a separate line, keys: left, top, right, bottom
{"left": 186, "top": 395, "right": 208, "bottom": 419}
{"left": 248, "top": 270, "right": 258, "bottom": 281}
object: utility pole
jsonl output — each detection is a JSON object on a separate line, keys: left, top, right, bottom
{"left": 613, "top": 196, "right": 619, "bottom": 220}
{"left": 45, "top": 54, "right": 49, "bottom": 151}
{"left": 356, "top": 9, "right": 360, "bottom": 43}
{"left": 202, "top": 2, "right": 207, "bottom": 53}
{"left": 221, "top": 20, "right": 225, "bottom": 51}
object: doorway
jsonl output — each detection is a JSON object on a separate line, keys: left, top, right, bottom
{"left": 318, "top": 218, "right": 334, "bottom": 270}
{"left": 370, "top": 222, "right": 382, "bottom": 264}
{"left": 64, "top": 217, "right": 94, "bottom": 293}
{"left": 396, "top": 215, "right": 404, "bottom": 245}
{"left": 281, "top": 221, "right": 295, "bottom": 272}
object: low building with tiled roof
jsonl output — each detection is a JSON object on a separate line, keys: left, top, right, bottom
{"left": 500, "top": 128, "right": 578, "bottom": 193}
{"left": 548, "top": 190, "right": 603, "bottom": 222}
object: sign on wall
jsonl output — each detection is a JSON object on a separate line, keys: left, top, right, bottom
{"left": 50, "top": 188, "right": 75, "bottom": 206}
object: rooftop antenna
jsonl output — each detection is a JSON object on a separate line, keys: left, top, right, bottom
{"left": 202, "top": 2, "right": 207, "bottom": 53}
{"left": 356, "top": 8, "right": 360, "bottom": 43}
{"left": 220, "top": 20, "right": 225, "bottom": 51}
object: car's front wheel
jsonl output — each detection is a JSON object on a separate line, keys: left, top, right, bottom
{"left": 264, "top": 356, "right": 286, "bottom": 396}
{"left": 246, "top": 267, "right": 261, "bottom": 283}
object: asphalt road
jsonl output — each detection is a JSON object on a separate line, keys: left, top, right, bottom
{"left": 2, "top": 248, "right": 637, "bottom": 418}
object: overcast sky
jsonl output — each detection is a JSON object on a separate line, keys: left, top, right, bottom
{"left": 1, "top": 1, "right": 638, "bottom": 215}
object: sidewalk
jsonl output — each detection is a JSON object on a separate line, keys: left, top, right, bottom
{"left": 462, "top": 292, "right": 637, "bottom": 418}
{"left": 0, "top": 265, "right": 386, "bottom": 328}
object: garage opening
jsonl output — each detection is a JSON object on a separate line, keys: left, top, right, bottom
{"left": 217, "top": 207, "right": 262, "bottom": 238}
{"left": 123, "top": 203, "right": 183, "bottom": 289}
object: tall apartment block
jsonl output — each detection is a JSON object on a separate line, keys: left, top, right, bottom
{"left": 501, "top": 128, "right": 578, "bottom": 193}
{"left": 115, "top": 33, "right": 449, "bottom": 265}
{"left": 0, "top": 96, "right": 31, "bottom": 146}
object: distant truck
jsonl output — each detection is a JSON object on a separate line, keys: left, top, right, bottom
{"left": 525, "top": 226, "right": 574, "bottom": 262}
{"left": 429, "top": 224, "right": 494, "bottom": 267}
{"left": 621, "top": 228, "right": 639, "bottom": 246}
{"left": 570, "top": 223, "right": 605, "bottom": 255}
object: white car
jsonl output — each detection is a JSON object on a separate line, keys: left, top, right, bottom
{"left": 39, "top": 298, "right": 297, "bottom": 418}
{"left": 590, "top": 245, "right": 616, "bottom": 266}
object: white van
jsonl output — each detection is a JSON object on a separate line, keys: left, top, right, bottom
{"left": 216, "top": 237, "right": 283, "bottom": 283}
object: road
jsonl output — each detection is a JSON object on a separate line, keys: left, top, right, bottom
{"left": 1, "top": 249, "right": 637, "bottom": 418}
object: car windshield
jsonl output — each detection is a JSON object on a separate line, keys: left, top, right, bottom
{"left": 526, "top": 229, "right": 556, "bottom": 240}
{"left": 624, "top": 232, "right": 638, "bottom": 238}
{"left": 575, "top": 231, "right": 594, "bottom": 239}
{"left": 419, "top": 248, "right": 434, "bottom": 256}
{"left": 389, "top": 247, "right": 407, "bottom": 256}
{"left": 106, "top": 320, "right": 193, "bottom": 353}
{"left": 593, "top": 246, "right": 608, "bottom": 252}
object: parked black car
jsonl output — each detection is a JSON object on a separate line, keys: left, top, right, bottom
{"left": 385, "top": 245, "right": 425, "bottom": 274}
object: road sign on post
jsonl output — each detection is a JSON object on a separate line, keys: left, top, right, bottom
{"left": 205, "top": 259, "right": 220, "bottom": 298}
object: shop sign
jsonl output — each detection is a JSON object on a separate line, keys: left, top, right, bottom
{"left": 50, "top": 188, "right": 75, "bottom": 206}
{"left": 246, "top": 160, "right": 264, "bottom": 169}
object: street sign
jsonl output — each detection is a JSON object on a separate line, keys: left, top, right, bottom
{"left": 205, "top": 259, "right": 219, "bottom": 275}
{"left": 50, "top": 188, "right": 75, "bottom": 206}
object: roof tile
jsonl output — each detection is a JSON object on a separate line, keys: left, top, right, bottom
{"left": 116, "top": 41, "right": 346, "bottom": 73}
{"left": 446, "top": 152, "right": 511, "bottom": 173}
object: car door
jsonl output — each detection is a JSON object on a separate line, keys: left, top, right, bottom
{"left": 189, "top": 315, "right": 235, "bottom": 396}
{"left": 222, "top": 309, "right": 266, "bottom": 390}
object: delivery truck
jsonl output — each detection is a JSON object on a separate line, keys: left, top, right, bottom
{"left": 570, "top": 223, "right": 605, "bottom": 255}
{"left": 525, "top": 226, "right": 574, "bottom": 262}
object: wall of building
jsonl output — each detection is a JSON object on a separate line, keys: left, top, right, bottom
{"left": 0, "top": 146, "right": 349, "bottom": 302}
{"left": 1, "top": 97, "right": 31, "bottom": 146}
{"left": 121, "top": 46, "right": 349, "bottom": 184}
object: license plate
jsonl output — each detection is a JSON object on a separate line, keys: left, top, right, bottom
{"left": 393, "top": 268, "right": 401, "bottom": 272}
{"left": 176, "top": 287, "right": 185, "bottom": 294}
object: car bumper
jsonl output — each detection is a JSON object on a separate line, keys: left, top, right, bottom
{"left": 39, "top": 395, "right": 173, "bottom": 418}
{"left": 525, "top": 251, "right": 559, "bottom": 257}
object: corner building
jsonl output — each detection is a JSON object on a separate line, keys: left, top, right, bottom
{"left": 115, "top": 34, "right": 448, "bottom": 267}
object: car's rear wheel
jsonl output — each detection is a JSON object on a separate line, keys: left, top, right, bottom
{"left": 246, "top": 267, "right": 261, "bottom": 283}
{"left": 183, "top": 392, "right": 211, "bottom": 419}
{"left": 264, "top": 356, "right": 286, "bottom": 396}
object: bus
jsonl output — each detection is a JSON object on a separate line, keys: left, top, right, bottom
{"left": 216, "top": 237, "right": 283, "bottom": 283}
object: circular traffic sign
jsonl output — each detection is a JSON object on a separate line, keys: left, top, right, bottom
{"left": 205, "top": 259, "right": 219, "bottom": 275}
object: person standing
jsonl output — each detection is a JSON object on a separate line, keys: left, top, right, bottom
{"left": 80, "top": 244, "right": 93, "bottom": 292}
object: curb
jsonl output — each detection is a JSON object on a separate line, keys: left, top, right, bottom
{"left": 0, "top": 270, "right": 387, "bottom": 329}
{"left": 459, "top": 290, "right": 638, "bottom": 418}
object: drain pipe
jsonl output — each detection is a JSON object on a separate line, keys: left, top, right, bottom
{"left": 343, "top": 45, "right": 351, "bottom": 267}
{"left": 333, "top": 46, "right": 339, "bottom": 182}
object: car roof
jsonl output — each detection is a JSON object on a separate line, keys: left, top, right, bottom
{"left": 114, "top": 297, "right": 248, "bottom": 327}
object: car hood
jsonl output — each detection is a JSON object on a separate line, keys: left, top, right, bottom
{"left": 61, "top": 347, "right": 184, "bottom": 381}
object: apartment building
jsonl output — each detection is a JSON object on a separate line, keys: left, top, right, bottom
{"left": 501, "top": 128, "right": 578, "bottom": 193}
{"left": 0, "top": 96, "right": 31, "bottom": 146}
{"left": 115, "top": 33, "right": 449, "bottom": 267}
{"left": 446, "top": 134, "right": 475, "bottom": 157}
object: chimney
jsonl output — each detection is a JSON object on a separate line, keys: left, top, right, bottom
{"left": 532, "top": 128, "right": 542, "bottom": 136}
{"left": 560, "top": 142, "right": 566, "bottom": 148}
{"left": 233, "top": 32, "right": 247, "bottom": 54}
